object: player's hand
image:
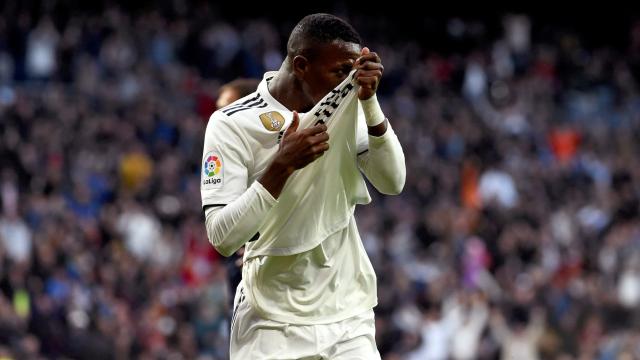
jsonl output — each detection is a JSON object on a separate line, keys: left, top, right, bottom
{"left": 354, "top": 47, "right": 383, "bottom": 100}
{"left": 259, "top": 112, "right": 328, "bottom": 198}
{"left": 273, "top": 111, "right": 329, "bottom": 173}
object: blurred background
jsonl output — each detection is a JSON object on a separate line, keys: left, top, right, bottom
{"left": 1, "top": 1, "right": 640, "bottom": 359}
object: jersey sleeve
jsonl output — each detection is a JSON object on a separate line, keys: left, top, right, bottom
{"left": 201, "top": 111, "right": 252, "bottom": 208}
{"left": 356, "top": 102, "right": 369, "bottom": 155}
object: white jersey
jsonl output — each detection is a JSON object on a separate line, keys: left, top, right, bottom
{"left": 201, "top": 72, "right": 369, "bottom": 207}
{"left": 201, "top": 72, "right": 377, "bottom": 324}
{"left": 245, "top": 73, "right": 371, "bottom": 259}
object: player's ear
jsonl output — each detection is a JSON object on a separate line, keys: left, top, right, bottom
{"left": 292, "top": 55, "right": 309, "bottom": 80}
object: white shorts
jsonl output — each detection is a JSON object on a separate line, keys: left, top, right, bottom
{"left": 230, "top": 285, "right": 381, "bottom": 360}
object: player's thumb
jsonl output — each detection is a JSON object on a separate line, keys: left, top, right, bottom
{"left": 284, "top": 111, "right": 299, "bottom": 137}
{"left": 361, "top": 47, "right": 370, "bottom": 56}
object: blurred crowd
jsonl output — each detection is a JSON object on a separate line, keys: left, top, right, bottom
{"left": 1, "top": 2, "right": 640, "bottom": 359}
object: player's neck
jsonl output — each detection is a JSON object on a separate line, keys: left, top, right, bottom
{"left": 268, "top": 67, "right": 313, "bottom": 113}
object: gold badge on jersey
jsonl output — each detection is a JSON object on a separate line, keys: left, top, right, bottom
{"left": 259, "top": 111, "right": 285, "bottom": 131}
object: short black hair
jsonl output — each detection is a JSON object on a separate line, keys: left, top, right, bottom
{"left": 287, "top": 13, "right": 362, "bottom": 58}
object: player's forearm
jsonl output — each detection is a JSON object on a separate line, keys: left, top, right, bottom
{"left": 205, "top": 181, "right": 277, "bottom": 257}
{"left": 257, "top": 160, "right": 294, "bottom": 199}
{"left": 358, "top": 95, "right": 405, "bottom": 195}
{"left": 358, "top": 124, "right": 405, "bottom": 195}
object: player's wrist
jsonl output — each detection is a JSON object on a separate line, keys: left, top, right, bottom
{"left": 259, "top": 158, "right": 294, "bottom": 199}
{"left": 271, "top": 156, "right": 296, "bottom": 177}
{"left": 360, "top": 94, "right": 385, "bottom": 127}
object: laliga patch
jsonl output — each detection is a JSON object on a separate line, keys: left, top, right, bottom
{"left": 202, "top": 151, "right": 223, "bottom": 189}
{"left": 259, "top": 111, "right": 285, "bottom": 131}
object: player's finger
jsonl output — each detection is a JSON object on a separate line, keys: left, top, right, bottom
{"left": 356, "top": 51, "right": 381, "bottom": 65}
{"left": 356, "top": 76, "right": 380, "bottom": 88}
{"left": 284, "top": 111, "right": 300, "bottom": 137}
{"left": 302, "top": 123, "right": 327, "bottom": 136}
{"left": 356, "top": 61, "right": 384, "bottom": 72}
{"left": 305, "top": 132, "right": 328, "bottom": 148}
{"left": 317, "top": 132, "right": 330, "bottom": 143}
{"left": 311, "top": 142, "right": 330, "bottom": 154}
{"left": 356, "top": 69, "right": 383, "bottom": 79}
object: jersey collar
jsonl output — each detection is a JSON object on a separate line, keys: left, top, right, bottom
{"left": 258, "top": 71, "right": 292, "bottom": 113}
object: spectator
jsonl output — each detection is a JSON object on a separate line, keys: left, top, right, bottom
{"left": 0, "top": 6, "right": 640, "bottom": 359}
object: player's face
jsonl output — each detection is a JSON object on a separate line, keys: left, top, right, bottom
{"left": 302, "top": 41, "right": 361, "bottom": 105}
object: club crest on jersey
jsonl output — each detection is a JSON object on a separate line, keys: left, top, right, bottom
{"left": 259, "top": 111, "right": 285, "bottom": 131}
{"left": 202, "top": 151, "right": 223, "bottom": 189}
